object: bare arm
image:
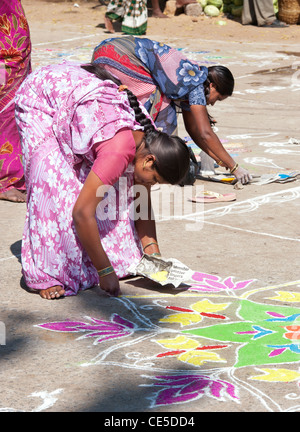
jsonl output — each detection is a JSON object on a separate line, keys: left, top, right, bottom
{"left": 182, "top": 104, "right": 235, "bottom": 169}
{"left": 134, "top": 184, "right": 161, "bottom": 256}
{"left": 72, "top": 170, "right": 120, "bottom": 296}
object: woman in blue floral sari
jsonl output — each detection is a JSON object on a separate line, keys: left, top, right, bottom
{"left": 92, "top": 36, "right": 252, "bottom": 184}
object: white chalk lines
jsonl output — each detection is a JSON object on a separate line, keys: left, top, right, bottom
{"left": 0, "top": 254, "right": 21, "bottom": 263}
{"left": 0, "top": 389, "right": 63, "bottom": 412}
{"left": 159, "top": 185, "right": 300, "bottom": 243}
{"left": 204, "top": 220, "right": 300, "bottom": 243}
{"left": 163, "top": 130, "right": 300, "bottom": 242}
{"left": 1, "top": 186, "right": 299, "bottom": 263}
{"left": 33, "top": 34, "right": 99, "bottom": 47}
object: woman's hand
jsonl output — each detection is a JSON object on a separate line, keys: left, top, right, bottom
{"left": 233, "top": 166, "right": 252, "bottom": 184}
{"left": 99, "top": 271, "right": 121, "bottom": 297}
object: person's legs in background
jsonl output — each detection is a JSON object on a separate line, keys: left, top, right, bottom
{"left": 0, "top": 0, "right": 31, "bottom": 203}
{"left": 242, "top": 0, "right": 288, "bottom": 27}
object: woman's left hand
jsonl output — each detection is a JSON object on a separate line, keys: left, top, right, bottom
{"left": 100, "top": 271, "right": 121, "bottom": 297}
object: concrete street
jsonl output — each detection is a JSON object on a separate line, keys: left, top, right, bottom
{"left": 0, "top": 0, "right": 300, "bottom": 413}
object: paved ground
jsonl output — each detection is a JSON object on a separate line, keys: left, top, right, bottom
{"left": 1, "top": 0, "right": 300, "bottom": 414}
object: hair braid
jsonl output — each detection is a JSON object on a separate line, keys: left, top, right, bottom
{"left": 123, "top": 88, "right": 156, "bottom": 138}
{"left": 80, "top": 63, "right": 190, "bottom": 184}
{"left": 81, "top": 63, "right": 155, "bottom": 134}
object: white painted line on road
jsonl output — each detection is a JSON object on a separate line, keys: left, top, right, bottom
{"left": 34, "top": 34, "right": 98, "bottom": 46}
{"left": 158, "top": 185, "right": 300, "bottom": 222}
{"left": 2, "top": 188, "right": 299, "bottom": 262}
{"left": 0, "top": 254, "right": 20, "bottom": 262}
{"left": 203, "top": 220, "right": 300, "bottom": 242}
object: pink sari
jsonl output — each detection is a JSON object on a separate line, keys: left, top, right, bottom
{"left": 0, "top": 0, "right": 31, "bottom": 194}
{"left": 15, "top": 62, "right": 146, "bottom": 296}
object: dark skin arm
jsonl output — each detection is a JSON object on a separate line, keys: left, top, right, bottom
{"left": 134, "top": 183, "right": 161, "bottom": 256}
{"left": 182, "top": 104, "right": 236, "bottom": 170}
{"left": 72, "top": 170, "right": 121, "bottom": 297}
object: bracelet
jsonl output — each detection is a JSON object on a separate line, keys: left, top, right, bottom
{"left": 97, "top": 265, "right": 114, "bottom": 278}
{"left": 230, "top": 163, "right": 239, "bottom": 174}
{"left": 143, "top": 242, "right": 158, "bottom": 252}
{"left": 149, "top": 252, "right": 161, "bottom": 257}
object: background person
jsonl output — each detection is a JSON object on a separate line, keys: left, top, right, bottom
{"left": 0, "top": 0, "right": 31, "bottom": 203}
{"left": 104, "top": 0, "right": 148, "bottom": 34}
{"left": 92, "top": 36, "right": 252, "bottom": 184}
{"left": 242, "top": 0, "right": 288, "bottom": 27}
{"left": 104, "top": 0, "right": 168, "bottom": 35}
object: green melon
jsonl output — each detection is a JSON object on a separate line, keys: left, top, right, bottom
{"left": 207, "top": 0, "right": 223, "bottom": 8}
{"left": 198, "top": 0, "right": 208, "bottom": 7}
{"left": 204, "top": 4, "right": 221, "bottom": 15}
{"left": 197, "top": 0, "right": 207, "bottom": 9}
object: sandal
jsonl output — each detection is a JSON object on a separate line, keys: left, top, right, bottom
{"left": 261, "top": 19, "right": 289, "bottom": 28}
{"left": 189, "top": 190, "right": 236, "bottom": 203}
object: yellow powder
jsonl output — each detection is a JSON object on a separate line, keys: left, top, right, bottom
{"left": 150, "top": 270, "right": 168, "bottom": 282}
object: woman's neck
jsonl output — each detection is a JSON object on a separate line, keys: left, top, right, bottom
{"left": 132, "top": 130, "right": 145, "bottom": 149}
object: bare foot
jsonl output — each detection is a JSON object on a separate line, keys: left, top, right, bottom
{"left": 39, "top": 286, "right": 65, "bottom": 300}
{"left": 152, "top": 10, "right": 169, "bottom": 18}
{"left": 104, "top": 16, "right": 115, "bottom": 33}
{"left": 0, "top": 188, "right": 27, "bottom": 203}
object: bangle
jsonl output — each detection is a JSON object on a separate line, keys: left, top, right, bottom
{"left": 143, "top": 242, "right": 158, "bottom": 252}
{"left": 230, "top": 163, "right": 239, "bottom": 174}
{"left": 149, "top": 252, "right": 161, "bottom": 257}
{"left": 97, "top": 265, "right": 114, "bottom": 278}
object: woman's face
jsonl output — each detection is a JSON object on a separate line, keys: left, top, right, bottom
{"left": 134, "top": 155, "right": 166, "bottom": 186}
{"left": 206, "top": 83, "right": 228, "bottom": 106}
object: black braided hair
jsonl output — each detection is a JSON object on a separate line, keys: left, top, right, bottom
{"left": 81, "top": 63, "right": 190, "bottom": 184}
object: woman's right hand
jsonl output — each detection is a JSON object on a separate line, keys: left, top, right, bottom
{"left": 99, "top": 272, "right": 121, "bottom": 297}
{"left": 233, "top": 165, "right": 252, "bottom": 184}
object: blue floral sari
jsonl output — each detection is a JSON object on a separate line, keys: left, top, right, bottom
{"left": 92, "top": 36, "right": 208, "bottom": 134}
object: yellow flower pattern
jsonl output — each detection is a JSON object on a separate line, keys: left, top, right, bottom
{"left": 155, "top": 335, "right": 227, "bottom": 367}
{"left": 160, "top": 299, "right": 229, "bottom": 327}
{"left": 250, "top": 368, "right": 300, "bottom": 383}
{"left": 269, "top": 291, "right": 300, "bottom": 303}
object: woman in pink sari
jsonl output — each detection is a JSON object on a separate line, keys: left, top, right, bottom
{"left": 15, "top": 61, "right": 189, "bottom": 299}
{"left": 0, "top": 0, "right": 31, "bottom": 202}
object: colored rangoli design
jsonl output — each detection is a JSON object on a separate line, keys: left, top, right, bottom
{"left": 35, "top": 271, "right": 300, "bottom": 411}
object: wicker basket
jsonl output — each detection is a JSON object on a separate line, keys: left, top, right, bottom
{"left": 278, "top": 0, "right": 300, "bottom": 24}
